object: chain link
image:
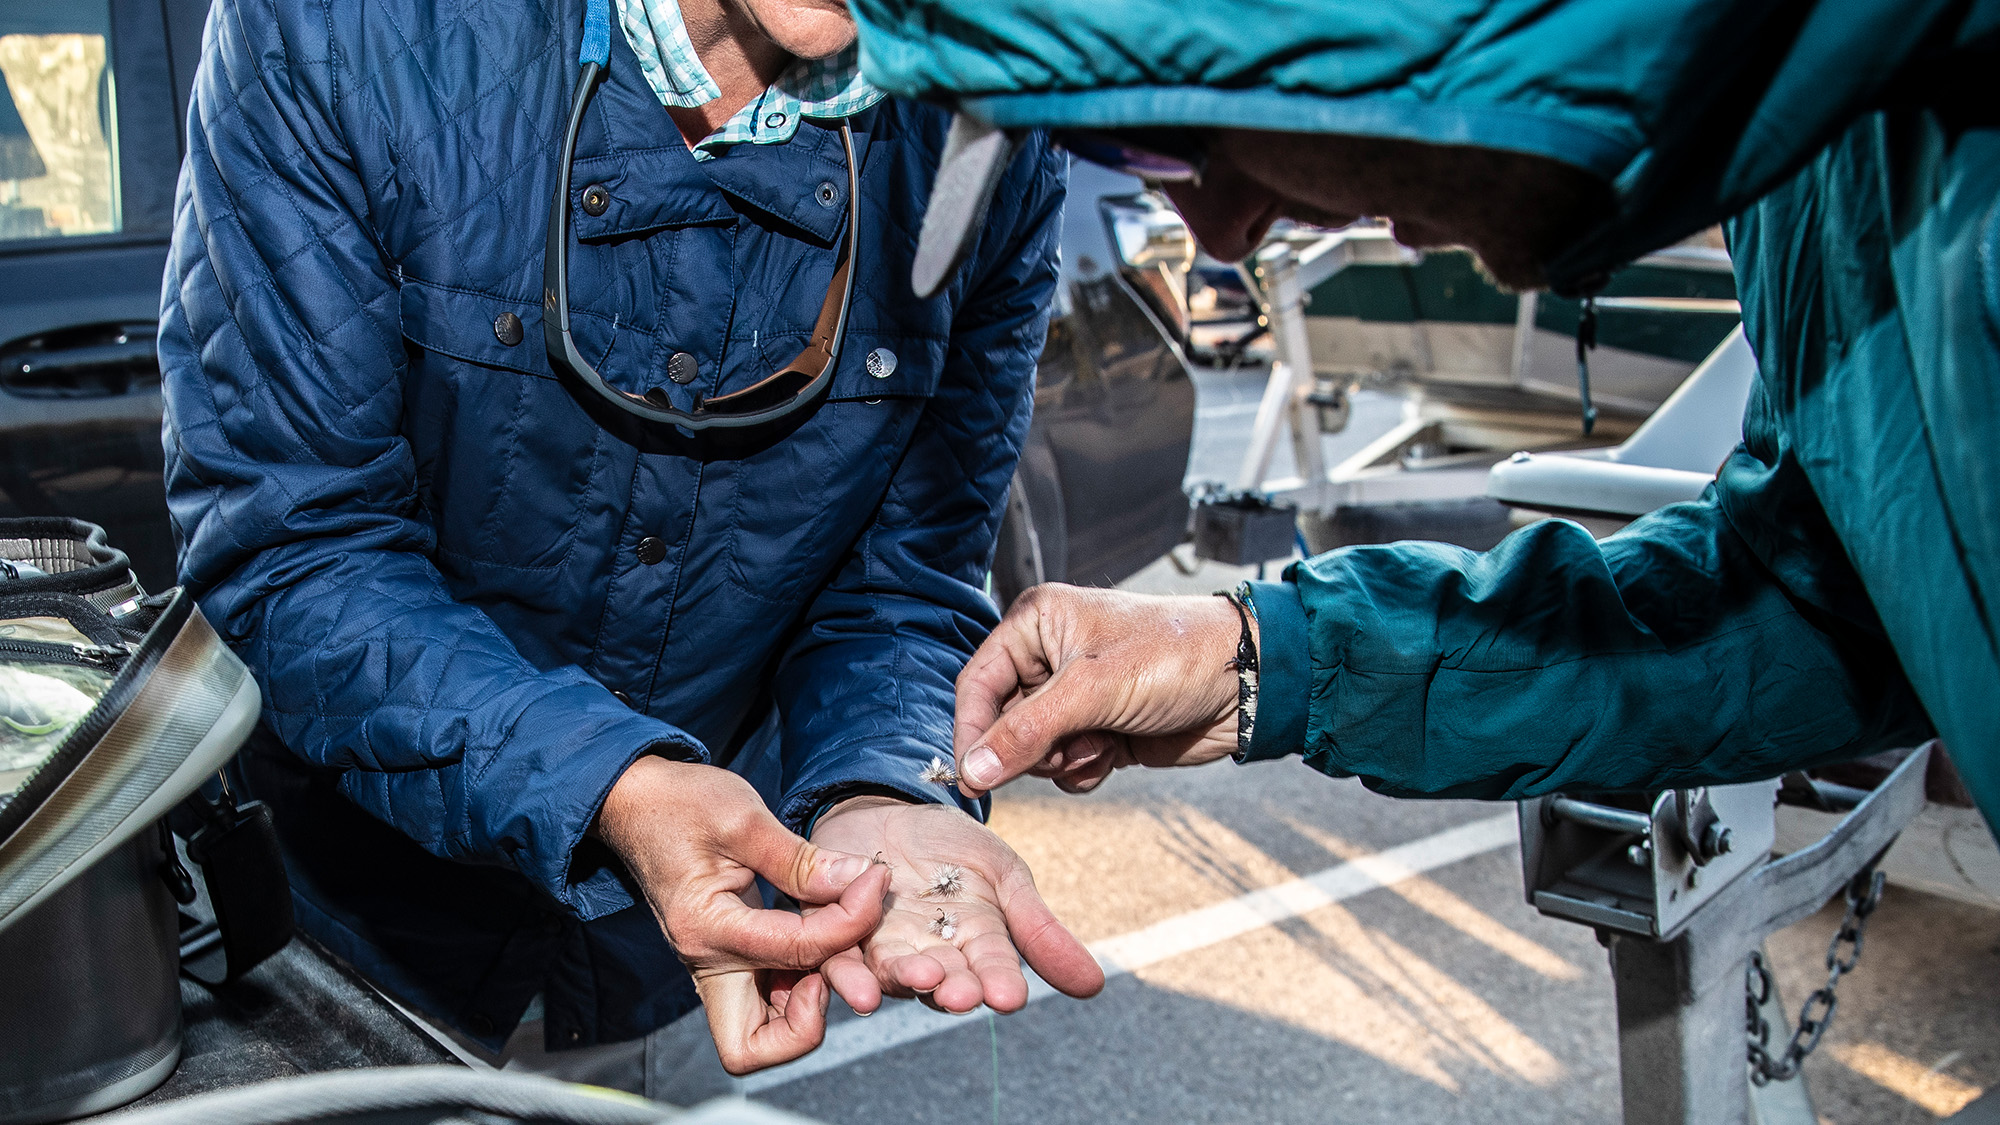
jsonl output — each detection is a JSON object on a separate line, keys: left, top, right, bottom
{"left": 1746, "top": 865, "right": 1886, "bottom": 1085}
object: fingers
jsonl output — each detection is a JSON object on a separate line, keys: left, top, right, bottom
{"left": 956, "top": 664, "right": 1115, "bottom": 796}
{"left": 961, "top": 929, "right": 1029, "bottom": 1013}
{"left": 995, "top": 864, "right": 1104, "bottom": 1000}
{"left": 689, "top": 863, "right": 890, "bottom": 970}
{"left": 698, "top": 968, "right": 831, "bottom": 1076}
{"left": 726, "top": 808, "right": 880, "bottom": 905}
{"left": 953, "top": 624, "right": 1033, "bottom": 760}
{"left": 924, "top": 942, "right": 985, "bottom": 1014}
{"left": 865, "top": 935, "right": 947, "bottom": 999}
{"left": 822, "top": 946, "right": 881, "bottom": 1016}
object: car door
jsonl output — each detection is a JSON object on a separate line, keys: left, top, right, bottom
{"left": 992, "top": 164, "right": 1197, "bottom": 605}
{"left": 0, "top": 0, "right": 193, "bottom": 592}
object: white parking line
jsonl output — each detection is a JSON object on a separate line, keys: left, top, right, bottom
{"left": 746, "top": 812, "right": 1518, "bottom": 1092}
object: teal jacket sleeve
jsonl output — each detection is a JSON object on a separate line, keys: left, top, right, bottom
{"left": 1244, "top": 385, "right": 1933, "bottom": 798}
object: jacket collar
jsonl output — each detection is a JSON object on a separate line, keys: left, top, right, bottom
{"left": 568, "top": 26, "right": 867, "bottom": 245}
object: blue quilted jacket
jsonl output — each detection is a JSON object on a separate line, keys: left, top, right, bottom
{"left": 159, "top": 0, "right": 1064, "bottom": 1048}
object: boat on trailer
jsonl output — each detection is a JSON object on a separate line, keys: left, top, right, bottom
{"left": 1200, "top": 224, "right": 1743, "bottom": 555}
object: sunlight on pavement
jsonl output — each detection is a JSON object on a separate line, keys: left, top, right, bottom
{"left": 1826, "top": 1042, "right": 1984, "bottom": 1118}
{"left": 1277, "top": 815, "right": 1583, "bottom": 981}
{"left": 987, "top": 784, "right": 1571, "bottom": 1094}
{"left": 1138, "top": 900, "right": 1565, "bottom": 1091}
{"left": 990, "top": 791, "right": 1305, "bottom": 942}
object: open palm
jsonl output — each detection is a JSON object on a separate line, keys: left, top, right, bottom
{"left": 806, "top": 798, "right": 1104, "bottom": 1014}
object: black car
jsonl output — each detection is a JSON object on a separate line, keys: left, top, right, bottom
{"left": 988, "top": 163, "right": 1198, "bottom": 606}
{"left": 0, "top": 0, "right": 1198, "bottom": 603}
{"left": 0, "top": 0, "right": 206, "bottom": 591}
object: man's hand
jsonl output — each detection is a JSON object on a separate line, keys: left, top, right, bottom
{"left": 596, "top": 757, "right": 892, "bottom": 1075}
{"left": 807, "top": 796, "right": 1104, "bottom": 1015}
{"left": 953, "top": 585, "right": 1251, "bottom": 796}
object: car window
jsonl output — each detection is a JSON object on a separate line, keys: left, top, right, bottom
{"left": 0, "top": 0, "right": 119, "bottom": 243}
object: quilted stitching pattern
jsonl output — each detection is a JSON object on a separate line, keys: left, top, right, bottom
{"left": 160, "top": 0, "right": 1061, "bottom": 968}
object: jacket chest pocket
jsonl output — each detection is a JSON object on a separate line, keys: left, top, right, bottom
{"left": 719, "top": 333, "right": 946, "bottom": 607}
{"left": 398, "top": 277, "right": 608, "bottom": 576}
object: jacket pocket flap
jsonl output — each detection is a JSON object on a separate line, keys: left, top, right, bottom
{"left": 400, "top": 277, "right": 552, "bottom": 378}
{"left": 569, "top": 149, "right": 736, "bottom": 242}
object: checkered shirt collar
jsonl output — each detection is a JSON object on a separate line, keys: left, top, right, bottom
{"left": 613, "top": 0, "right": 883, "bottom": 161}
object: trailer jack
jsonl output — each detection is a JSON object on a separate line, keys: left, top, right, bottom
{"left": 1518, "top": 743, "right": 1934, "bottom": 1125}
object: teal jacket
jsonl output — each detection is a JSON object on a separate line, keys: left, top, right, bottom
{"left": 854, "top": 0, "right": 2000, "bottom": 828}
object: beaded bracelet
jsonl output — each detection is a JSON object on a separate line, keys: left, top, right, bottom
{"left": 1214, "top": 584, "right": 1259, "bottom": 760}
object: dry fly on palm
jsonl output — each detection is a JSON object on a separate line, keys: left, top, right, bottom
{"left": 921, "top": 864, "right": 966, "bottom": 899}
{"left": 919, "top": 756, "right": 958, "bottom": 786}
{"left": 929, "top": 909, "right": 958, "bottom": 941}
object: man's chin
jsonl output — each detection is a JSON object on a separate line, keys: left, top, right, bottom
{"left": 755, "top": 2, "right": 858, "bottom": 60}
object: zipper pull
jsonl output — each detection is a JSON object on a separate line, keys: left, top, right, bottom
{"left": 73, "top": 644, "right": 128, "bottom": 668}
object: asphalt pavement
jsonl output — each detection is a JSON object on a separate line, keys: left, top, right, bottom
{"left": 750, "top": 364, "right": 2000, "bottom": 1125}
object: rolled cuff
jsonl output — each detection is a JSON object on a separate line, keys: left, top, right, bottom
{"left": 503, "top": 690, "right": 708, "bottom": 920}
{"left": 779, "top": 737, "right": 988, "bottom": 837}
{"left": 1242, "top": 579, "right": 1310, "bottom": 762}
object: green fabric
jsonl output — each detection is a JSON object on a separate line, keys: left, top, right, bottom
{"left": 854, "top": 0, "right": 2000, "bottom": 827}
{"left": 1244, "top": 581, "right": 1309, "bottom": 763}
{"left": 853, "top": 0, "right": 1996, "bottom": 292}
{"left": 1281, "top": 115, "right": 1995, "bottom": 823}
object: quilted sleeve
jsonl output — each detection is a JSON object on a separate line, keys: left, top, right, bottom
{"left": 768, "top": 139, "right": 1067, "bottom": 831}
{"left": 158, "top": 0, "right": 700, "bottom": 919}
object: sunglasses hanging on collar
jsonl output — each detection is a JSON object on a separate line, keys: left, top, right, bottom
{"left": 543, "top": 0, "right": 860, "bottom": 430}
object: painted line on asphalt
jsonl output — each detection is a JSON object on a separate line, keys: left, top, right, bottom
{"left": 745, "top": 811, "right": 1518, "bottom": 1092}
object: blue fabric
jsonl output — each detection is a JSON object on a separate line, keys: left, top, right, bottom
{"left": 161, "top": 0, "right": 1064, "bottom": 1050}
{"left": 853, "top": 0, "right": 2000, "bottom": 831}
{"left": 581, "top": 0, "right": 611, "bottom": 66}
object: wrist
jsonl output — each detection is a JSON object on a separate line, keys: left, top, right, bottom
{"left": 595, "top": 755, "right": 709, "bottom": 869}
{"left": 809, "top": 792, "right": 915, "bottom": 838}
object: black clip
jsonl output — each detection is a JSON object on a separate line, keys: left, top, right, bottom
{"left": 174, "top": 773, "right": 294, "bottom": 985}
{"left": 1575, "top": 294, "right": 1599, "bottom": 435}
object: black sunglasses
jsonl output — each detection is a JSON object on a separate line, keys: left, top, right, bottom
{"left": 543, "top": 47, "right": 860, "bottom": 430}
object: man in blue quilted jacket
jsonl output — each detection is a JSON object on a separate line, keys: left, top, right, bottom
{"left": 158, "top": 0, "right": 1101, "bottom": 1090}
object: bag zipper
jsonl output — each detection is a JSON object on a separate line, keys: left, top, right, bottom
{"left": 0, "top": 638, "right": 127, "bottom": 670}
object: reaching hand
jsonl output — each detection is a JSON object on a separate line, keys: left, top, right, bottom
{"left": 952, "top": 585, "right": 1250, "bottom": 796}
{"left": 596, "top": 757, "right": 892, "bottom": 1074}
{"left": 807, "top": 796, "right": 1104, "bottom": 1015}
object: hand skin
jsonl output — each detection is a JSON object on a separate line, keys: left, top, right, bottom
{"left": 808, "top": 795, "right": 1104, "bottom": 1015}
{"left": 596, "top": 757, "right": 892, "bottom": 1075}
{"left": 952, "top": 585, "right": 1254, "bottom": 797}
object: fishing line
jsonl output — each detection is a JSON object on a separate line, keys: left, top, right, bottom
{"left": 987, "top": 1008, "right": 1000, "bottom": 1125}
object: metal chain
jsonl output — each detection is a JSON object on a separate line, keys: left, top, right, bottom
{"left": 1746, "top": 865, "right": 1887, "bottom": 1084}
